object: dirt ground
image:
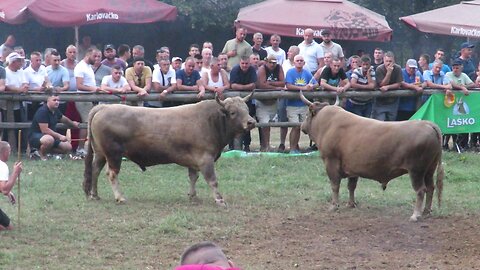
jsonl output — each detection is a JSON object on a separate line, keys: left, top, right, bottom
{"left": 226, "top": 207, "right": 480, "bottom": 270}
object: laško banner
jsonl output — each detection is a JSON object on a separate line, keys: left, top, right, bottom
{"left": 410, "top": 93, "right": 480, "bottom": 134}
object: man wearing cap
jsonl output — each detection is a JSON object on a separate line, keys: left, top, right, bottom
{"left": 319, "top": 29, "right": 344, "bottom": 67}
{"left": 298, "top": 28, "right": 324, "bottom": 74}
{"left": 397, "top": 59, "right": 424, "bottom": 121}
{"left": 125, "top": 57, "right": 152, "bottom": 102}
{"left": 2, "top": 52, "right": 29, "bottom": 144}
{"left": 256, "top": 54, "right": 285, "bottom": 152}
{"left": 221, "top": 27, "right": 253, "bottom": 71}
{"left": 456, "top": 42, "right": 476, "bottom": 77}
{"left": 101, "top": 44, "right": 124, "bottom": 69}
{"left": 171, "top": 57, "right": 182, "bottom": 72}
{"left": 371, "top": 51, "right": 403, "bottom": 121}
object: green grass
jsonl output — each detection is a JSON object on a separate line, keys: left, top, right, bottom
{"left": 0, "top": 151, "right": 479, "bottom": 269}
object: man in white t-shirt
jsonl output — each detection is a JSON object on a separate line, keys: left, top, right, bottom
{"left": 100, "top": 65, "right": 131, "bottom": 97}
{"left": 152, "top": 58, "right": 177, "bottom": 107}
{"left": 298, "top": 28, "right": 324, "bottom": 74}
{"left": 74, "top": 47, "right": 101, "bottom": 156}
{"left": 265, "top": 34, "right": 286, "bottom": 65}
{"left": 0, "top": 141, "right": 22, "bottom": 231}
{"left": 25, "top": 51, "right": 52, "bottom": 120}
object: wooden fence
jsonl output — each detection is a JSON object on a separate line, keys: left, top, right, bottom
{"left": 0, "top": 88, "right": 464, "bottom": 150}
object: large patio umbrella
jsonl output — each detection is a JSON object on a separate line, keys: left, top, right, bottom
{"left": 400, "top": 1, "right": 480, "bottom": 39}
{"left": 0, "top": 0, "right": 177, "bottom": 45}
{"left": 234, "top": 0, "right": 392, "bottom": 42}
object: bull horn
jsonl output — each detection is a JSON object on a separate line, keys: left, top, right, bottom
{"left": 334, "top": 95, "right": 340, "bottom": 106}
{"left": 299, "top": 91, "right": 313, "bottom": 106}
{"left": 215, "top": 92, "right": 226, "bottom": 107}
{"left": 242, "top": 90, "right": 255, "bottom": 102}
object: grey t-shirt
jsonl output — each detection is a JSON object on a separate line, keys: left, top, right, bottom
{"left": 0, "top": 66, "right": 6, "bottom": 80}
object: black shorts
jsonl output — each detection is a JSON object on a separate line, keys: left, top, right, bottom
{"left": 0, "top": 208, "right": 10, "bottom": 228}
{"left": 28, "top": 133, "right": 61, "bottom": 149}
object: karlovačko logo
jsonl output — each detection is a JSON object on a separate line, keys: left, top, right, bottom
{"left": 447, "top": 97, "right": 475, "bottom": 128}
{"left": 86, "top": 12, "right": 119, "bottom": 22}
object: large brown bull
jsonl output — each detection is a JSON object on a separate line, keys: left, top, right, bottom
{"left": 83, "top": 94, "right": 256, "bottom": 205}
{"left": 299, "top": 92, "right": 444, "bottom": 221}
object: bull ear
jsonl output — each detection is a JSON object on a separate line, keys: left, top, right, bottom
{"left": 243, "top": 90, "right": 255, "bottom": 102}
{"left": 216, "top": 92, "right": 226, "bottom": 107}
{"left": 310, "top": 102, "right": 329, "bottom": 115}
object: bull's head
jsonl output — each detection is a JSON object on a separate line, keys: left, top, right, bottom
{"left": 216, "top": 92, "right": 256, "bottom": 132}
{"left": 299, "top": 91, "right": 329, "bottom": 135}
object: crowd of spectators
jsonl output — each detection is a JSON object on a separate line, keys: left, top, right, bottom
{"left": 0, "top": 28, "right": 479, "bottom": 157}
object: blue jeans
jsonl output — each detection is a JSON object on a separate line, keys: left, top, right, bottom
{"left": 345, "top": 99, "right": 373, "bottom": 118}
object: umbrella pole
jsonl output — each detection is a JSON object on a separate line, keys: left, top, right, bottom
{"left": 75, "top": 26, "right": 79, "bottom": 61}
{"left": 17, "top": 130, "right": 21, "bottom": 230}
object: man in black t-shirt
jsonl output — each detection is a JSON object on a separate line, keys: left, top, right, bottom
{"left": 28, "top": 93, "right": 80, "bottom": 160}
{"left": 320, "top": 58, "right": 350, "bottom": 105}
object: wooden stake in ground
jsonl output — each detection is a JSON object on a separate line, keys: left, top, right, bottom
{"left": 17, "top": 129, "right": 21, "bottom": 229}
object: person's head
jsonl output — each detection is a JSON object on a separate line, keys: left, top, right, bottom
{"left": 287, "top": 45, "right": 300, "bottom": 61}
{"left": 405, "top": 59, "right": 418, "bottom": 76}
{"left": 189, "top": 44, "right": 200, "bottom": 58}
{"left": 118, "top": 44, "right": 131, "bottom": 59}
{"left": 104, "top": 44, "right": 116, "bottom": 60}
{"left": 133, "top": 57, "right": 145, "bottom": 72}
{"left": 92, "top": 49, "right": 103, "bottom": 66}
{"left": 432, "top": 59, "right": 443, "bottom": 75}
{"left": 418, "top": 54, "right": 430, "bottom": 68}
{"left": 46, "top": 91, "right": 60, "bottom": 111}
{"left": 239, "top": 56, "right": 251, "bottom": 72}
{"left": 348, "top": 55, "right": 360, "bottom": 71}
{"left": 172, "top": 57, "right": 182, "bottom": 71}
{"left": 460, "top": 42, "right": 474, "bottom": 58}
{"left": 303, "top": 28, "right": 315, "bottom": 44}
{"left": 202, "top": 41, "right": 213, "bottom": 52}
{"left": 183, "top": 57, "right": 195, "bottom": 75}
{"left": 373, "top": 48, "right": 384, "bottom": 61}
{"left": 451, "top": 59, "right": 464, "bottom": 76}
{"left": 0, "top": 141, "right": 11, "bottom": 162}
{"left": 6, "top": 52, "right": 25, "bottom": 71}
{"left": 30, "top": 51, "right": 42, "bottom": 70}
{"left": 324, "top": 52, "right": 333, "bottom": 66}
{"left": 13, "top": 46, "right": 25, "bottom": 57}
{"left": 264, "top": 54, "right": 278, "bottom": 71}
{"left": 235, "top": 27, "right": 247, "bottom": 42}
{"left": 360, "top": 55, "right": 371, "bottom": 72}
{"left": 179, "top": 241, "right": 234, "bottom": 268}
{"left": 4, "top": 35, "right": 15, "bottom": 47}
{"left": 434, "top": 49, "right": 445, "bottom": 61}
{"left": 81, "top": 35, "right": 91, "bottom": 46}
{"left": 50, "top": 50, "right": 61, "bottom": 69}
{"left": 218, "top": 53, "right": 228, "bottom": 70}
{"left": 65, "top": 45, "right": 77, "bottom": 61}
{"left": 293, "top": 54, "right": 305, "bottom": 69}
{"left": 132, "top": 45, "right": 145, "bottom": 58}
{"left": 193, "top": 54, "right": 203, "bottom": 71}
{"left": 44, "top": 48, "right": 56, "bottom": 66}
{"left": 84, "top": 47, "right": 100, "bottom": 65}
{"left": 249, "top": 53, "right": 259, "bottom": 68}
{"left": 269, "top": 34, "right": 281, "bottom": 49}
{"left": 330, "top": 58, "right": 342, "bottom": 74}
{"left": 321, "top": 29, "right": 332, "bottom": 43}
{"left": 110, "top": 65, "right": 123, "bottom": 82}
{"left": 252, "top": 32, "right": 263, "bottom": 46}
{"left": 201, "top": 48, "right": 213, "bottom": 64}
{"left": 383, "top": 51, "right": 395, "bottom": 67}
{"left": 159, "top": 58, "right": 171, "bottom": 74}
{"left": 209, "top": 57, "right": 220, "bottom": 74}
{"left": 156, "top": 46, "right": 170, "bottom": 62}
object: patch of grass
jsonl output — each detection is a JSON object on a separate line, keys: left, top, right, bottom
{"left": 0, "top": 152, "right": 478, "bottom": 269}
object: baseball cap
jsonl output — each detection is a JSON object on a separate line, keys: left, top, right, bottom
{"left": 265, "top": 54, "right": 277, "bottom": 63}
{"left": 461, "top": 42, "right": 475, "bottom": 49}
{"left": 406, "top": 59, "right": 418, "bottom": 68}
{"left": 6, "top": 52, "right": 24, "bottom": 63}
{"left": 104, "top": 44, "right": 115, "bottom": 50}
{"left": 172, "top": 56, "right": 182, "bottom": 62}
{"left": 321, "top": 29, "right": 331, "bottom": 36}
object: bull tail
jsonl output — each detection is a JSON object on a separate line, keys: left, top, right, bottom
{"left": 430, "top": 122, "right": 444, "bottom": 208}
{"left": 83, "top": 105, "right": 105, "bottom": 196}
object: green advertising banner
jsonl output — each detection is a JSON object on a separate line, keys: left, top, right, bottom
{"left": 410, "top": 93, "right": 480, "bottom": 134}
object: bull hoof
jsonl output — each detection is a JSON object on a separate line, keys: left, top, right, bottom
{"left": 328, "top": 204, "right": 339, "bottom": 212}
{"left": 422, "top": 209, "right": 432, "bottom": 217}
{"left": 409, "top": 215, "right": 421, "bottom": 222}
{"left": 346, "top": 201, "right": 357, "bottom": 208}
{"left": 215, "top": 199, "right": 227, "bottom": 208}
{"left": 116, "top": 197, "right": 127, "bottom": 204}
